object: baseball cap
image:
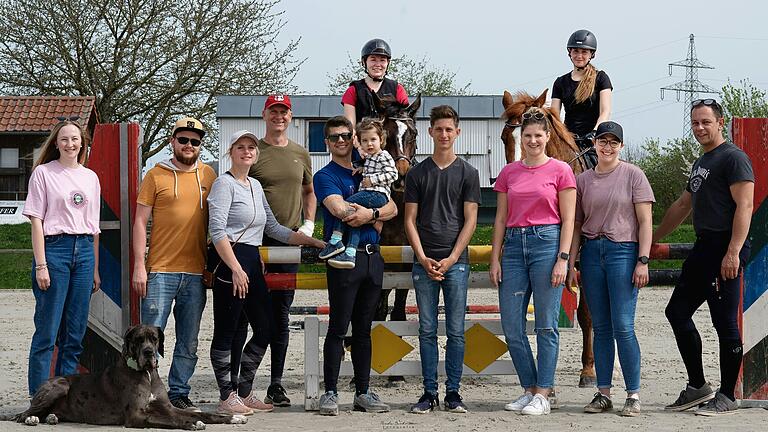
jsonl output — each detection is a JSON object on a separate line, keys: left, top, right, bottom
{"left": 595, "top": 121, "right": 623, "bottom": 142}
{"left": 172, "top": 117, "right": 206, "bottom": 138}
{"left": 264, "top": 94, "right": 292, "bottom": 110}
{"left": 228, "top": 130, "right": 259, "bottom": 147}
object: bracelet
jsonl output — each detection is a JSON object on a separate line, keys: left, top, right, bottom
{"left": 35, "top": 263, "right": 48, "bottom": 270}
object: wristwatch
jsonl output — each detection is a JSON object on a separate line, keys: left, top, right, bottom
{"left": 558, "top": 252, "right": 570, "bottom": 261}
{"left": 637, "top": 255, "right": 649, "bottom": 265}
{"left": 371, "top": 208, "right": 380, "bottom": 221}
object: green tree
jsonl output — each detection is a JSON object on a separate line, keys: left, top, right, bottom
{"left": 327, "top": 54, "right": 472, "bottom": 96}
{"left": 637, "top": 137, "right": 701, "bottom": 221}
{"left": 0, "top": 0, "right": 302, "bottom": 165}
{"left": 721, "top": 79, "right": 768, "bottom": 126}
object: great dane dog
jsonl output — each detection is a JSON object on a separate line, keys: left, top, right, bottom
{"left": 8, "top": 325, "right": 246, "bottom": 430}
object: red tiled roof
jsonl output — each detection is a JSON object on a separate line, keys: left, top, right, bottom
{"left": 0, "top": 96, "right": 97, "bottom": 133}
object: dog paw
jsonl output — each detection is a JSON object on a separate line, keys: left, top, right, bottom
{"left": 190, "top": 420, "right": 206, "bottom": 430}
{"left": 45, "top": 414, "right": 59, "bottom": 425}
{"left": 24, "top": 415, "right": 39, "bottom": 426}
{"left": 229, "top": 415, "right": 248, "bottom": 424}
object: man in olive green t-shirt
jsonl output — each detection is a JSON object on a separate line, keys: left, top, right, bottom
{"left": 247, "top": 94, "right": 316, "bottom": 407}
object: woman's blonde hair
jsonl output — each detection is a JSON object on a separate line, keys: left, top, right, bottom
{"left": 34, "top": 120, "right": 90, "bottom": 169}
{"left": 574, "top": 63, "right": 598, "bottom": 104}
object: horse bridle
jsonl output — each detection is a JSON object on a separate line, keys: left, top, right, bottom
{"left": 390, "top": 116, "right": 418, "bottom": 167}
{"left": 487, "top": 120, "right": 523, "bottom": 184}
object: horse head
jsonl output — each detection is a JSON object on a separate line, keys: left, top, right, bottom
{"left": 369, "top": 92, "right": 421, "bottom": 189}
{"left": 500, "top": 89, "right": 582, "bottom": 173}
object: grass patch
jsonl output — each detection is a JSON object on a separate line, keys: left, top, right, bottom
{"left": 0, "top": 252, "right": 32, "bottom": 289}
{"left": 0, "top": 223, "right": 31, "bottom": 249}
{"left": 0, "top": 222, "right": 695, "bottom": 283}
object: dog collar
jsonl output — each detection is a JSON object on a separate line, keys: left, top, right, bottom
{"left": 126, "top": 357, "right": 141, "bottom": 371}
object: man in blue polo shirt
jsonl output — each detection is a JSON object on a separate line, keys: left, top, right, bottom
{"left": 314, "top": 115, "right": 398, "bottom": 416}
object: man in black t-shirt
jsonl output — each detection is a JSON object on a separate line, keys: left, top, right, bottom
{"left": 653, "top": 99, "right": 754, "bottom": 416}
{"left": 404, "top": 105, "right": 481, "bottom": 414}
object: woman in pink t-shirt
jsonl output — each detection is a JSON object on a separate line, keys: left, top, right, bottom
{"left": 565, "top": 121, "right": 654, "bottom": 417}
{"left": 490, "top": 107, "right": 576, "bottom": 416}
{"left": 22, "top": 119, "right": 101, "bottom": 396}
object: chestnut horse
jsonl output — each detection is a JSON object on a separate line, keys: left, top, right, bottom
{"left": 368, "top": 93, "right": 422, "bottom": 323}
{"left": 499, "top": 89, "right": 597, "bottom": 387}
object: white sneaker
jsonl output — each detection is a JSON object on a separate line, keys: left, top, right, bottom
{"left": 504, "top": 392, "right": 533, "bottom": 412}
{"left": 521, "top": 394, "right": 551, "bottom": 416}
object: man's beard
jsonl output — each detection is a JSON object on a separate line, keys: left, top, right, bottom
{"left": 174, "top": 148, "right": 199, "bottom": 166}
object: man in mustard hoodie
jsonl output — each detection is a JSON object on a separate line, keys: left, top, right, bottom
{"left": 131, "top": 117, "right": 217, "bottom": 412}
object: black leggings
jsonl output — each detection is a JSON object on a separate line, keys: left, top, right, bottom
{"left": 323, "top": 251, "right": 383, "bottom": 394}
{"left": 210, "top": 244, "right": 272, "bottom": 400}
{"left": 665, "top": 232, "right": 750, "bottom": 398}
{"left": 231, "top": 236, "right": 297, "bottom": 386}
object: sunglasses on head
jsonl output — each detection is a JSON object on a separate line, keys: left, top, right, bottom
{"left": 691, "top": 99, "right": 721, "bottom": 109}
{"left": 176, "top": 136, "right": 202, "bottom": 147}
{"left": 327, "top": 132, "right": 353, "bottom": 143}
{"left": 522, "top": 111, "right": 546, "bottom": 121}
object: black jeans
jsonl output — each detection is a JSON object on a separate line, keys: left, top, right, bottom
{"left": 323, "top": 249, "right": 384, "bottom": 394}
{"left": 210, "top": 244, "right": 272, "bottom": 400}
{"left": 665, "top": 232, "right": 750, "bottom": 394}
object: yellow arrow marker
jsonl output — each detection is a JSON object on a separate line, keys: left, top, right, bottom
{"left": 463, "top": 323, "right": 508, "bottom": 373}
{"left": 370, "top": 324, "right": 414, "bottom": 374}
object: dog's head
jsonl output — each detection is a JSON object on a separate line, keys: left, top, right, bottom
{"left": 122, "top": 325, "right": 164, "bottom": 371}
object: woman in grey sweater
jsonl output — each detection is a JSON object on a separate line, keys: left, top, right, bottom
{"left": 208, "top": 130, "right": 324, "bottom": 415}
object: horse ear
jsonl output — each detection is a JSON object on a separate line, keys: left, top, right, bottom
{"left": 406, "top": 93, "right": 421, "bottom": 119}
{"left": 534, "top": 89, "right": 548, "bottom": 107}
{"left": 502, "top": 90, "right": 513, "bottom": 109}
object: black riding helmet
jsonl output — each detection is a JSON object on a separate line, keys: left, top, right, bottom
{"left": 567, "top": 29, "right": 597, "bottom": 70}
{"left": 361, "top": 38, "right": 392, "bottom": 82}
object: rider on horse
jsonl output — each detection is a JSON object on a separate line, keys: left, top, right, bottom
{"left": 342, "top": 38, "right": 409, "bottom": 126}
{"left": 550, "top": 29, "right": 613, "bottom": 170}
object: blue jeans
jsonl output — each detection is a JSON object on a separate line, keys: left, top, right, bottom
{"left": 413, "top": 262, "right": 469, "bottom": 394}
{"left": 332, "top": 190, "right": 388, "bottom": 249}
{"left": 141, "top": 272, "right": 206, "bottom": 400}
{"left": 581, "top": 238, "right": 642, "bottom": 392}
{"left": 29, "top": 234, "right": 95, "bottom": 396}
{"left": 498, "top": 225, "right": 563, "bottom": 389}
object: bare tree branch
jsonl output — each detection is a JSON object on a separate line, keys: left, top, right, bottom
{"left": 0, "top": 0, "right": 303, "bottom": 165}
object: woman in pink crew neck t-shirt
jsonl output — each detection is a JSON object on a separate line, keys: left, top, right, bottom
{"left": 489, "top": 107, "right": 576, "bottom": 416}
{"left": 22, "top": 119, "right": 101, "bottom": 397}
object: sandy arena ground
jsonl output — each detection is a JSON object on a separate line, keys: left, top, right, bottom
{"left": 0, "top": 286, "right": 766, "bottom": 431}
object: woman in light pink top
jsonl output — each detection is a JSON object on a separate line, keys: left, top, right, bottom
{"left": 566, "top": 121, "right": 654, "bottom": 417}
{"left": 23, "top": 119, "right": 101, "bottom": 396}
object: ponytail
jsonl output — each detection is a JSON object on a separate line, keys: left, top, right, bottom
{"left": 574, "top": 63, "right": 598, "bottom": 104}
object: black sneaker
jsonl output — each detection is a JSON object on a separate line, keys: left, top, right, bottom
{"left": 584, "top": 392, "right": 613, "bottom": 413}
{"left": 694, "top": 392, "right": 738, "bottom": 416}
{"left": 265, "top": 383, "right": 291, "bottom": 407}
{"left": 665, "top": 383, "right": 715, "bottom": 411}
{"left": 444, "top": 391, "right": 468, "bottom": 413}
{"left": 170, "top": 395, "right": 202, "bottom": 412}
{"left": 410, "top": 392, "right": 438, "bottom": 414}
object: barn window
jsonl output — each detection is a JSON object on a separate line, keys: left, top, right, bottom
{"left": 0, "top": 148, "right": 19, "bottom": 169}
{"left": 307, "top": 121, "right": 328, "bottom": 153}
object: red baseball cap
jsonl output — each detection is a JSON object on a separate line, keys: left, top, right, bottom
{"left": 264, "top": 94, "right": 292, "bottom": 110}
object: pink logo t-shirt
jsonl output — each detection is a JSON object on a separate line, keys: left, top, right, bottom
{"left": 23, "top": 160, "right": 101, "bottom": 236}
{"left": 494, "top": 159, "right": 576, "bottom": 227}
